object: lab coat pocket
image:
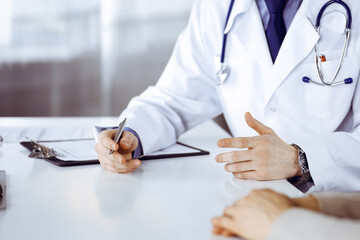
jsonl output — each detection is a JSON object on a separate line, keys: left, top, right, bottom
{"left": 303, "top": 56, "right": 359, "bottom": 120}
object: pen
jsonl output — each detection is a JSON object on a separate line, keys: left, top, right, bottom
{"left": 109, "top": 118, "right": 127, "bottom": 155}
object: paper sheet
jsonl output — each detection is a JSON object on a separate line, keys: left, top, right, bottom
{"left": 42, "top": 139, "right": 97, "bottom": 161}
{"left": 0, "top": 127, "right": 92, "bottom": 143}
{"left": 38, "top": 140, "right": 201, "bottom": 161}
{"left": 93, "top": 124, "right": 201, "bottom": 159}
{"left": 17, "top": 124, "right": 202, "bottom": 161}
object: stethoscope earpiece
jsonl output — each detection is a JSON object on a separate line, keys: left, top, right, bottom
{"left": 303, "top": 76, "right": 353, "bottom": 86}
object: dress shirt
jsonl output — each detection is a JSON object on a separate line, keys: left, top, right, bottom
{"left": 256, "top": 0, "right": 303, "bottom": 31}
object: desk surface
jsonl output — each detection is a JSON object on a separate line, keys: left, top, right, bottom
{"left": 0, "top": 117, "right": 301, "bottom": 240}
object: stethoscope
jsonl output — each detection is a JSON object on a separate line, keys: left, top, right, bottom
{"left": 216, "top": 0, "right": 353, "bottom": 86}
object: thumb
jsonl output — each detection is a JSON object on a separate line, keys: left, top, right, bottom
{"left": 245, "top": 112, "right": 274, "bottom": 135}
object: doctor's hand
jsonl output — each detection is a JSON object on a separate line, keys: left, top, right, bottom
{"left": 211, "top": 189, "right": 320, "bottom": 240}
{"left": 95, "top": 130, "right": 141, "bottom": 173}
{"left": 216, "top": 112, "right": 301, "bottom": 180}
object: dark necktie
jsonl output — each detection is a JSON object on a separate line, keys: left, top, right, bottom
{"left": 264, "top": 0, "right": 287, "bottom": 62}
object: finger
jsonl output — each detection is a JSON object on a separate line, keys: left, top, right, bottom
{"left": 212, "top": 226, "right": 223, "bottom": 235}
{"left": 118, "top": 131, "right": 138, "bottom": 152}
{"left": 221, "top": 230, "right": 234, "bottom": 237}
{"left": 100, "top": 161, "right": 136, "bottom": 173}
{"left": 99, "top": 129, "right": 118, "bottom": 151}
{"left": 244, "top": 112, "right": 274, "bottom": 135}
{"left": 95, "top": 142, "right": 127, "bottom": 164}
{"left": 97, "top": 144, "right": 140, "bottom": 167}
{"left": 211, "top": 217, "right": 237, "bottom": 235}
{"left": 234, "top": 199, "right": 246, "bottom": 207}
{"left": 225, "top": 161, "right": 255, "bottom": 173}
{"left": 99, "top": 157, "right": 141, "bottom": 173}
{"left": 224, "top": 206, "right": 237, "bottom": 218}
{"left": 217, "top": 136, "right": 259, "bottom": 148}
{"left": 233, "top": 171, "right": 258, "bottom": 180}
{"left": 216, "top": 150, "right": 254, "bottom": 163}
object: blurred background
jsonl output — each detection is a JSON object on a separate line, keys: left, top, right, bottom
{"left": 0, "top": 0, "right": 195, "bottom": 116}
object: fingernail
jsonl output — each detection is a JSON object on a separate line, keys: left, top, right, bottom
{"left": 134, "top": 160, "right": 141, "bottom": 167}
{"left": 112, "top": 144, "right": 117, "bottom": 149}
{"left": 218, "top": 140, "right": 224, "bottom": 147}
{"left": 215, "top": 155, "right": 221, "bottom": 162}
{"left": 122, "top": 141, "right": 130, "bottom": 148}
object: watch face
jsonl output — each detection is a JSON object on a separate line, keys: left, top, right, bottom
{"left": 300, "top": 153, "right": 309, "bottom": 172}
{"left": 291, "top": 144, "right": 309, "bottom": 173}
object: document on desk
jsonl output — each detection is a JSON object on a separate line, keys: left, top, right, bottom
{"left": 39, "top": 140, "right": 205, "bottom": 161}
{"left": 0, "top": 127, "right": 92, "bottom": 143}
{"left": 19, "top": 124, "right": 209, "bottom": 166}
{"left": 41, "top": 139, "right": 97, "bottom": 161}
{"left": 93, "top": 124, "right": 209, "bottom": 161}
{"left": 20, "top": 138, "right": 209, "bottom": 166}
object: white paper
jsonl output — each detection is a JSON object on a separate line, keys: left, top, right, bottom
{"left": 0, "top": 127, "right": 92, "bottom": 143}
{"left": 41, "top": 139, "right": 97, "bottom": 161}
{"left": 38, "top": 140, "right": 201, "bottom": 161}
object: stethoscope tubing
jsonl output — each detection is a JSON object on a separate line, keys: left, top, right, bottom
{"left": 220, "top": 0, "right": 235, "bottom": 65}
{"left": 217, "top": 0, "right": 353, "bottom": 87}
{"left": 308, "top": 0, "right": 353, "bottom": 86}
{"left": 316, "top": 0, "right": 352, "bottom": 29}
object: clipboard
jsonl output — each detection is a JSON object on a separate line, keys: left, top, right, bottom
{"left": 20, "top": 139, "right": 209, "bottom": 167}
{"left": 20, "top": 140, "right": 99, "bottom": 167}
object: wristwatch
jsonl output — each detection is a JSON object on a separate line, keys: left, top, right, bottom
{"left": 288, "top": 144, "right": 313, "bottom": 186}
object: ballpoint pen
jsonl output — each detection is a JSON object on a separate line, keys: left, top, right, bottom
{"left": 109, "top": 118, "right": 127, "bottom": 155}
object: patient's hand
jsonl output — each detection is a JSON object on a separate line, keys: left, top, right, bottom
{"left": 212, "top": 189, "right": 297, "bottom": 240}
{"left": 95, "top": 130, "right": 141, "bottom": 173}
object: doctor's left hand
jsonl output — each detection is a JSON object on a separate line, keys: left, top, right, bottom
{"left": 216, "top": 112, "right": 301, "bottom": 180}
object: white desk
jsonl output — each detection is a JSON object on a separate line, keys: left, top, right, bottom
{"left": 0, "top": 118, "right": 302, "bottom": 240}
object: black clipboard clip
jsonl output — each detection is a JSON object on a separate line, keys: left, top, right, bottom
{"left": 26, "top": 137, "right": 56, "bottom": 159}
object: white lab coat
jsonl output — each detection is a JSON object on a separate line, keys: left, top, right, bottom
{"left": 120, "top": 0, "right": 360, "bottom": 192}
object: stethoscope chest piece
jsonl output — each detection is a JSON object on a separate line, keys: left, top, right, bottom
{"left": 216, "top": 65, "right": 230, "bottom": 86}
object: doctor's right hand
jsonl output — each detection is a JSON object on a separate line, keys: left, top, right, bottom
{"left": 95, "top": 130, "right": 141, "bottom": 173}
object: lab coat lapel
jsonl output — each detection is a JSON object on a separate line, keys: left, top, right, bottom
{"left": 226, "top": 0, "right": 273, "bottom": 75}
{"left": 264, "top": 2, "right": 320, "bottom": 107}
{"left": 224, "top": 0, "right": 253, "bottom": 34}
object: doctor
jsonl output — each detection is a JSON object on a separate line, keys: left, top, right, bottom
{"left": 95, "top": 0, "right": 360, "bottom": 192}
